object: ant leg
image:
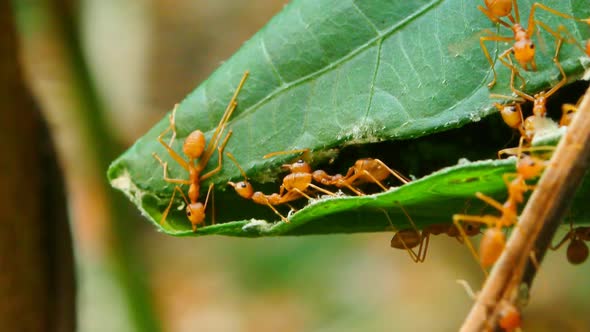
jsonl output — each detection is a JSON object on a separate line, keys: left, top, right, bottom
{"left": 477, "top": 5, "right": 514, "bottom": 26}
{"left": 417, "top": 232, "right": 430, "bottom": 262}
{"left": 544, "top": 40, "right": 567, "bottom": 98}
{"left": 480, "top": 34, "right": 514, "bottom": 88}
{"left": 361, "top": 170, "right": 388, "bottom": 192}
{"left": 152, "top": 153, "right": 192, "bottom": 184}
{"left": 159, "top": 186, "right": 189, "bottom": 226}
{"left": 263, "top": 148, "right": 310, "bottom": 160}
{"left": 527, "top": 3, "right": 578, "bottom": 38}
{"left": 535, "top": 21, "right": 580, "bottom": 50}
{"left": 475, "top": 192, "right": 508, "bottom": 215}
{"left": 201, "top": 130, "right": 233, "bottom": 180}
{"left": 549, "top": 233, "right": 572, "bottom": 251}
{"left": 200, "top": 100, "right": 237, "bottom": 171}
{"left": 550, "top": 220, "right": 574, "bottom": 251}
{"left": 202, "top": 183, "right": 215, "bottom": 228}
{"left": 203, "top": 71, "right": 249, "bottom": 159}
{"left": 507, "top": 63, "right": 536, "bottom": 101}
{"left": 266, "top": 201, "right": 289, "bottom": 223}
{"left": 397, "top": 202, "right": 430, "bottom": 263}
{"left": 307, "top": 183, "right": 337, "bottom": 197}
{"left": 512, "top": 0, "right": 519, "bottom": 22}
{"left": 338, "top": 182, "right": 365, "bottom": 196}
{"left": 166, "top": 104, "right": 179, "bottom": 147}
{"left": 291, "top": 188, "right": 313, "bottom": 200}
{"left": 498, "top": 51, "right": 527, "bottom": 89}
{"left": 156, "top": 133, "right": 190, "bottom": 172}
{"left": 384, "top": 206, "right": 423, "bottom": 263}
{"left": 453, "top": 214, "right": 496, "bottom": 275}
{"left": 373, "top": 159, "right": 411, "bottom": 184}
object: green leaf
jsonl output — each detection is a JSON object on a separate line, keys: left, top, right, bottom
{"left": 108, "top": 0, "right": 590, "bottom": 236}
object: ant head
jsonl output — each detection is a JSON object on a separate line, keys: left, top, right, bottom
{"left": 462, "top": 222, "right": 481, "bottom": 237}
{"left": 516, "top": 155, "right": 545, "bottom": 180}
{"left": 186, "top": 202, "right": 205, "bottom": 227}
{"left": 498, "top": 103, "right": 522, "bottom": 129}
{"left": 227, "top": 181, "right": 254, "bottom": 199}
{"left": 567, "top": 239, "right": 589, "bottom": 265}
{"left": 390, "top": 229, "right": 421, "bottom": 250}
{"left": 513, "top": 37, "right": 535, "bottom": 68}
{"left": 282, "top": 159, "right": 312, "bottom": 174}
{"left": 183, "top": 130, "right": 206, "bottom": 159}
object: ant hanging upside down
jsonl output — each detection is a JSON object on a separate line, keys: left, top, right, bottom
{"left": 152, "top": 71, "right": 249, "bottom": 231}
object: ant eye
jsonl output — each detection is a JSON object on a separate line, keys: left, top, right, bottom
{"left": 297, "top": 160, "right": 304, "bottom": 164}
{"left": 187, "top": 210, "right": 192, "bottom": 216}
{"left": 530, "top": 43, "right": 535, "bottom": 49}
{"left": 239, "top": 183, "right": 247, "bottom": 188}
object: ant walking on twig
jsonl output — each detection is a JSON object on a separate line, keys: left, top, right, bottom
{"left": 453, "top": 150, "right": 548, "bottom": 268}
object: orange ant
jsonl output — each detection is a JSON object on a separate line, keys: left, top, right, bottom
{"left": 559, "top": 93, "right": 585, "bottom": 127}
{"left": 152, "top": 71, "right": 249, "bottom": 231}
{"left": 479, "top": 1, "right": 581, "bottom": 88}
{"left": 312, "top": 158, "right": 410, "bottom": 196}
{"left": 457, "top": 280, "right": 523, "bottom": 332}
{"left": 492, "top": 38, "right": 566, "bottom": 146}
{"left": 226, "top": 151, "right": 335, "bottom": 223}
{"left": 550, "top": 220, "right": 590, "bottom": 265}
{"left": 384, "top": 207, "right": 481, "bottom": 263}
{"left": 478, "top": 0, "right": 517, "bottom": 25}
{"left": 453, "top": 152, "right": 547, "bottom": 268}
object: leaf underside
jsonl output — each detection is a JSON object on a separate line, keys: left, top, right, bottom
{"left": 108, "top": 0, "right": 590, "bottom": 236}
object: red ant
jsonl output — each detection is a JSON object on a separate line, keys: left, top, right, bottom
{"left": 384, "top": 206, "right": 481, "bottom": 263}
{"left": 492, "top": 38, "right": 566, "bottom": 146}
{"left": 550, "top": 220, "right": 590, "bottom": 265}
{"left": 453, "top": 152, "right": 547, "bottom": 268}
{"left": 226, "top": 151, "right": 335, "bottom": 223}
{"left": 312, "top": 158, "right": 410, "bottom": 196}
{"left": 479, "top": 1, "right": 582, "bottom": 88}
{"left": 152, "top": 71, "right": 249, "bottom": 231}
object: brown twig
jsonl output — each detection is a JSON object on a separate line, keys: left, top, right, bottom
{"left": 460, "top": 85, "right": 590, "bottom": 332}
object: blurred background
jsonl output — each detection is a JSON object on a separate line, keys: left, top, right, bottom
{"left": 8, "top": 0, "right": 590, "bottom": 331}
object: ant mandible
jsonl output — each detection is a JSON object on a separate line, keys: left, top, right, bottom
{"left": 453, "top": 153, "right": 547, "bottom": 268}
{"left": 152, "top": 71, "right": 249, "bottom": 231}
{"left": 479, "top": 1, "right": 581, "bottom": 88}
{"left": 550, "top": 220, "right": 590, "bottom": 265}
{"left": 226, "top": 151, "right": 335, "bottom": 223}
{"left": 312, "top": 158, "right": 410, "bottom": 196}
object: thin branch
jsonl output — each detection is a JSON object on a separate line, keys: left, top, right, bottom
{"left": 460, "top": 85, "right": 590, "bottom": 332}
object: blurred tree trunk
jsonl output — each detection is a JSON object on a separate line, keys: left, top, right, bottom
{"left": 0, "top": 2, "right": 75, "bottom": 332}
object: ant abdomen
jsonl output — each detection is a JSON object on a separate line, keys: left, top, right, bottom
{"left": 183, "top": 130, "right": 206, "bottom": 159}
{"left": 480, "top": 228, "right": 506, "bottom": 267}
{"left": 567, "top": 239, "right": 589, "bottom": 265}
